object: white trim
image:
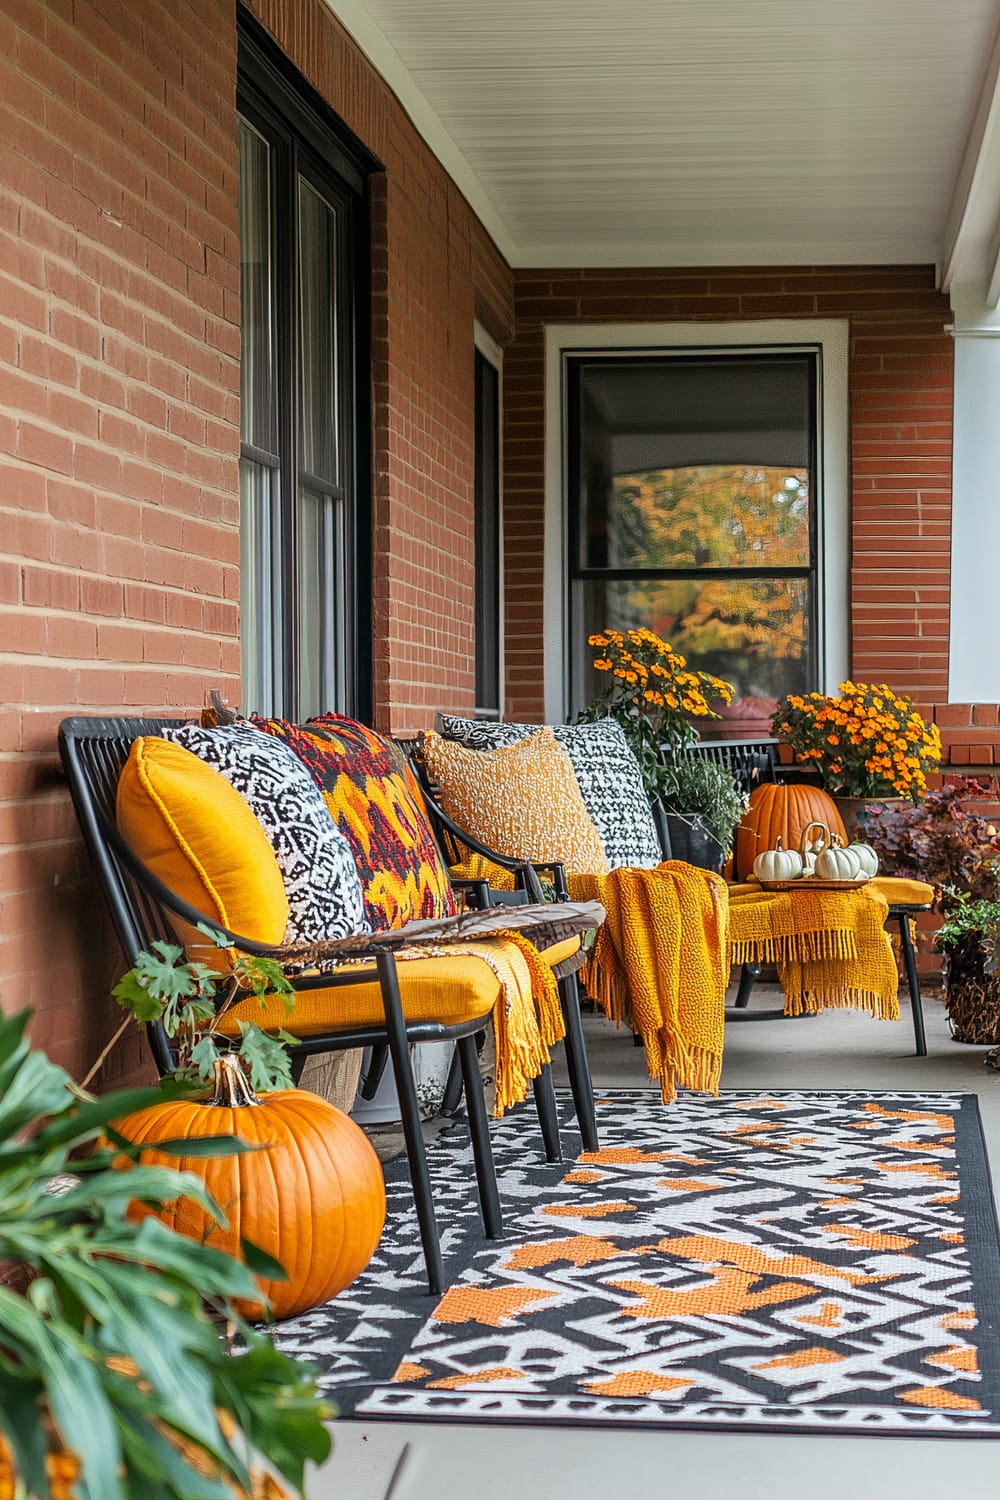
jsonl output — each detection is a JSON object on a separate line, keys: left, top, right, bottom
{"left": 940, "top": 19, "right": 1000, "bottom": 301}
{"left": 543, "top": 320, "right": 850, "bottom": 721}
{"left": 473, "top": 320, "right": 503, "bottom": 370}
{"left": 321, "top": 1, "right": 514, "bottom": 263}
{"left": 473, "top": 323, "right": 505, "bottom": 719}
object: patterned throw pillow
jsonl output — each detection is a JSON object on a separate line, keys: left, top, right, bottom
{"left": 421, "top": 728, "right": 610, "bottom": 878}
{"left": 253, "top": 714, "right": 456, "bottom": 932}
{"left": 435, "top": 713, "right": 661, "bottom": 870}
{"left": 163, "top": 722, "right": 369, "bottom": 944}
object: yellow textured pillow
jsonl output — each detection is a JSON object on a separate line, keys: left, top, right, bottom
{"left": 421, "top": 727, "right": 609, "bottom": 877}
{"left": 116, "top": 737, "right": 290, "bottom": 948}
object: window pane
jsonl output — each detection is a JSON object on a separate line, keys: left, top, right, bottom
{"left": 574, "top": 575, "right": 812, "bottom": 713}
{"left": 297, "top": 180, "right": 338, "bottom": 484}
{"left": 239, "top": 458, "right": 282, "bottom": 715}
{"left": 238, "top": 120, "right": 276, "bottom": 455}
{"left": 601, "top": 465, "right": 810, "bottom": 571}
{"left": 296, "top": 487, "right": 346, "bottom": 718}
{"left": 576, "top": 356, "right": 813, "bottom": 570}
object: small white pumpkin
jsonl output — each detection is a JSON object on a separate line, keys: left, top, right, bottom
{"left": 847, "top": 841, "right": 879, "bottom": 877}
{"left": 753, "top": 838, "right": 804, "bottom": 882}
{"left": 814, "top": 843, "right": 863, "bottom": 880}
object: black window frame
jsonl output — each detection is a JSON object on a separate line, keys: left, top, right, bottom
{"left": 237, "top": 10, "right": 377, "bottom": 724}
{"left": 565, "top": 347, "right": 821, "bottom": 716}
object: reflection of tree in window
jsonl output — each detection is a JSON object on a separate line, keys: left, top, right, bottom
{"left": 602, "top": 466, "right": 812, "bottom": 703}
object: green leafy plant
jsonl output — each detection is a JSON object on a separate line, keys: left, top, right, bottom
{"left": 108, "top": 928, "right": 296, "bottom": 1092}
{"left": 936, "top": 892, "right": 1000, "bottom": 960}
{"left": 0, "top": 1007, "right": 331, "bottom": 1499}
{"left": 658, "top": 756, "right": 749, "bottom": 858}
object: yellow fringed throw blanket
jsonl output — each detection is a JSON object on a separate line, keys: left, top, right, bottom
{"left": 569, "top": 863, "right": 730, "bottom": 1103}
{"left": 400, "top": 930, "right": 565, "bottom": 1117}
{"left": 726, "top": 883, "right": 899, "bottom": 1019}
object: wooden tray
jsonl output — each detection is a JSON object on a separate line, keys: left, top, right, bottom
{"left": 755, "top": 874, "right": 873, "bottom": 892}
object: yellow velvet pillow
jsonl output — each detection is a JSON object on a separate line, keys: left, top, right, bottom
{"left": 421, "top": 727, "right": 609, "bottom": 877}
{"left": 116, "top": 737, "right": 290, "bottom": 948}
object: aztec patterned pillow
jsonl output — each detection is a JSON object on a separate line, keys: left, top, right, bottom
{"left": 421, "top": 727, "right": 610, "bottom": 878}
{"left": 253, "top": 714, "right": 456, "bottom": 932}
{"left": 163, "top": 722, "right": 369, "bottom": 944}
{"left": 434, "top": 713, "right": 661, "bottom": 871}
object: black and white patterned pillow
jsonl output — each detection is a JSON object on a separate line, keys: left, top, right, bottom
{"left": 434, "top": 714, "right": 662, "bottom": 870}
{"left": 164, "top": 722, "right": 369, "bottom": 943}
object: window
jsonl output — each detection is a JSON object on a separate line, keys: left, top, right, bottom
{"left": 566, "top": 351, "right": 818, "bottom": 718}
{"left": 237, "top": 21, "right": 372, "bottom": 721}
{"left": 474, "top": 342, "right": 502, "bottom": 718}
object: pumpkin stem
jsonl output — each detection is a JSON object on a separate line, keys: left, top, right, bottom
{"left": 209, "top": 1054, "right": 261, "bottom": 1109}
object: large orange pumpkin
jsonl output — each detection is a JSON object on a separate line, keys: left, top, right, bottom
{"left": 113, "top": 1056, "right": 386, "bottom": 1320}
{"left": 734, "top": 782, "right": 847, "bottom": 880}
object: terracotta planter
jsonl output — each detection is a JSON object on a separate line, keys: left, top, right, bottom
{"left": 834, "top": 795, "right": 907, "bottom": 842}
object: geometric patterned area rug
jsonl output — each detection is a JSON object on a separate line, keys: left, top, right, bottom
{"left": 270, "top": 1090, "right": 1000, "bottom": 1437}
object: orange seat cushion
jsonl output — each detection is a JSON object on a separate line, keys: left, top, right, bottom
{"left": 116, "top": 736, "right": 290, "bottom": 949}
{"left": 218, "top": 952, "right": 504, "bottom": 1037}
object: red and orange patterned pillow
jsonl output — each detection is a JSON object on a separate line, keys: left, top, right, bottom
{"left": 252, "top": 714, "right": 455, "bottom": 932}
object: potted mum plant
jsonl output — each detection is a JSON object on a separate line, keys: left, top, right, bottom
{"left": 772, "top": 680, "right": 942, "bottom": 836}
{"left": 0, "top": 1007, "right": 332, "bottom": 1499}
{"left": 578, "top": 627, "right": 735, "bottom": 800}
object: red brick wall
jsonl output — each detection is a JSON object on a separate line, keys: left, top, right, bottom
{"left": 247, "top": 0, "right": 514, "bottom": 731}
{"left": 0, "top": 0, "right": 512, "bottom": 1083}
{"left": 504, "top": 266, "right": 966, "bottom": 737}
{"left": 0, "top": 0, "right": 241, "bottom": 1083}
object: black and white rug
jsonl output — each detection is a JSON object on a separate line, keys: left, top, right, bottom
{"left": 270, "top": 1089, "right": 1000, "bottom": 1437}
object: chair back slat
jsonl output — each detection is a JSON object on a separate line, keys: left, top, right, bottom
{"left": 659, "top": 736, "right": 780, "bottom": 796}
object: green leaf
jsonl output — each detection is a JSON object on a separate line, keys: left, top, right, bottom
{"left": 112, "top": 971, "right": 167, "bottom": 1022}
{"left": 235, "top": 1023, "right": 294, "bottom": 1092}
{"left": 189, "top": 1035, "right": 221, "bottom": 1084}
{"left": 239, "top": 1237, "right": 290, "bottom": 1282}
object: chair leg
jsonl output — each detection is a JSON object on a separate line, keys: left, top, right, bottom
{"left": 359, "top": 1043, "right": 389, "bottom": 1101}
{"left": 375, "top": 952, "right": 444, "bottom": 1295}
{"left": 439, "top": 1044, "right": 464, "bottom": 1115}
{"left": 457, "top": 1033, "right": 502, "bottom": 1238}
{"left": 733, "top": 962, "right": 759, "bottom": 1008}
{"left": 559, "top": 972, "right": 599, "bottom": 1152}
{"left": 532, "top": 1064, "right": 562, "bottom": 1163}
{"left": 897, "top": 911, "right": 928, "bottom": 1058}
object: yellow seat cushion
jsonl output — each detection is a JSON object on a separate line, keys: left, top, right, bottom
{"left": 218, "top": 952, "right": 504, "bottom": 1037}
{"left": 539, "top": 934, "right": 582, "bottom": 968}
{"left": 117, "top": 736, "right": 289, "bottom": 949}
{"left": 422, "top": 727, "right": 609, "bottom": 877}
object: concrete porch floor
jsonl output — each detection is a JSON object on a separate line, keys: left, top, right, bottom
{"left": 311, "top": 987, "right": 1000, "bottom": 1500}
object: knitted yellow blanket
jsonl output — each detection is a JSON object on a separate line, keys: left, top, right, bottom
{"left": 727, "top": 884, "right": 899, "bottom": 1019}
{"left": 407, "top": 931, "right": 565, "bottom": 1117}
{"left": 568, "top": 863, "right": 730, "bottom": 1103}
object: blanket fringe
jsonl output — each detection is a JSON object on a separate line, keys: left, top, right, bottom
{"left": 728, "top": 928, "right": 857, "bottom": 967}
{"left": 783, "top": 986, "right": 900, "bottom": 1021}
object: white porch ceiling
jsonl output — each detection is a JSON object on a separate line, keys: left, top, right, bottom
{"left": 327, "top": 0, "right": 1000, "bottom": 281}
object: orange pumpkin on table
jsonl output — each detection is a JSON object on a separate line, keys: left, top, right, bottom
{"left": 734, "top": 783, "right": 847, "bottom": 881}
{"left": 113, "top": 1055, "right": 386, "bottom": 1321}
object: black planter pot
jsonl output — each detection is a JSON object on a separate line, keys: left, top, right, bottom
{"left": 663, "top": 812, "right": 725, "bottom": 873}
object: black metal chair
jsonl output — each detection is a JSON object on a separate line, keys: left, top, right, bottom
{"left": 397, "top": 738, "right": 599, "bottom": 1154}
{"left": 57, "top": 715, "right": 577, "bottom": 1295}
